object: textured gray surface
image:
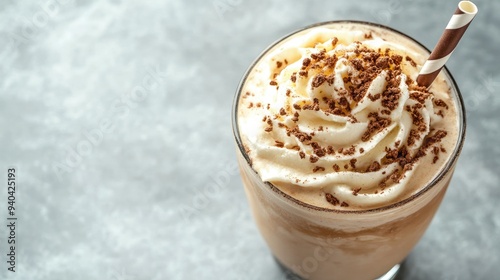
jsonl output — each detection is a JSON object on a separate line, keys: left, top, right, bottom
{"left": 0, "top": 0, "right": 498, "bottom": 279}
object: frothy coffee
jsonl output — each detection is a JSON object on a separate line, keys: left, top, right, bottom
{"left": 233, "top": 21, "right": 465, "bottom": 280}
{"left": 237, "top": 22, "right": 460, "bottom": 211}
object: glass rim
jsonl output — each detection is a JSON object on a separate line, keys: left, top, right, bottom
{"left": 232, "top": 20, "right": 467, "bottom": 214}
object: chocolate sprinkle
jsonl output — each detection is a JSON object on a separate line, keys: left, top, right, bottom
{"left": 313, "top": 166, "right": 325, "bottom": 173}
{"left": 325, "top": 193, "right": 340, "bottom": 206}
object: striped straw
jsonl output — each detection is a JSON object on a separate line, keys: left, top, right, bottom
{"left": 416, "top": 1, "right": 478, "bottom": 88}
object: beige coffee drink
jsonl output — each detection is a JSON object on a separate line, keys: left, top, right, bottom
{"left": 233, "top": 21, "right": 465, "bottom": 280}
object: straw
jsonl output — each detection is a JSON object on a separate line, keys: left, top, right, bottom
{"left": 416, "top": 1, "right": 478, "bottom": 88}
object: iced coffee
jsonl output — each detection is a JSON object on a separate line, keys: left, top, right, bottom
{"left": 233, "top": 21, "right": 465, "bottom": 280}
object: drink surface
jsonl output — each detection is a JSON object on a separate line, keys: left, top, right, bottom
{"left": 237, "top": 22, "right": 460, "bottom": 211}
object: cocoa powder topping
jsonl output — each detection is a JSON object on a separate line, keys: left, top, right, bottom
{"left": 332, "top": 164, "right": 340, "bottom": 172}
{"left": 352, "top": 188, "right": 362, "bottom": 196}
{"left": 311, "top": 142, "right": 326, "bottom": 157}
{"left": 264, "top": 118, "right": 273, "bottom": 132}
{"left": 368, "top": 93, "right": 381, "bottom": 101}
{"left": 361, "top": 112, "right": 391, "bottom": 142}
{"left": 325, "top": 193, "right": 340, "bottom": 206}
{"left": 405, "top": 56, "right": 417, "bottom": 67}
{"left": 287, "top": 127, "right": 312, "bottom": 143}
{"left": 349, "top": 159, "right": 357, "bottom": 169}
{"left": 407, "top": 129, "right": 420, "bottom": 146}
{"left": 376, "top": 57, "right": 389, "bottom": 69}
{"left": 366, "top": 161, "right": 381, "bottom": 172}
{"left": 312, "top": 74, "right": 327, "bottom": 88}
{"left": 275, "top": 140, "right": 284, "bottom": 148}
{"left": 302, "top": 58, "right": 311, "bottom": 67}
{"left": 343, "top": 146, "right": 356, "bottom": 155}
{"left": 332, "top": 37, "right": 338, "bottom": 46}
{"left": 313, "top": 166, "right": 325, "bottom": 173}
{"left": 410, "top": 91, "right": 430, "bottom": 104}
{"left": 434, "top": 99, "right": 449, "bottom": 109}
{"left": 309, "top": 155, "right": 319, "bottom": 163}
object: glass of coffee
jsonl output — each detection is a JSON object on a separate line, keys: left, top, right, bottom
{"left": 232, "top": 21, "right": 466, "bottom": 280}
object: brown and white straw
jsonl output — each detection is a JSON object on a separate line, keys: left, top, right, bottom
{"left": 416, "top": 1, "right": 478, "bottom": 88}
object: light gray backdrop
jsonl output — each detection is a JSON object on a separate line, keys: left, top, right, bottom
{"left": 0, "top": 0, "right": 498, "bottom": 279}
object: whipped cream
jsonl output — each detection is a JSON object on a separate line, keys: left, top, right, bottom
{"left": 238, "top": 24, "right": 456, "bottom": 209}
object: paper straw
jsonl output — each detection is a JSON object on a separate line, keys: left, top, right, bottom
{"left": 416, "top": 1, "right": 478, "bottom": 88}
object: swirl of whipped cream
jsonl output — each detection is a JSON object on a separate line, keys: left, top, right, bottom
{"left": 240, "top": 27, "right": 449, "bottom": 208}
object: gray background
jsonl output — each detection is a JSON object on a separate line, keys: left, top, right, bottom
{"left": 0, "top": 0, "right": 498, "bottom": 279}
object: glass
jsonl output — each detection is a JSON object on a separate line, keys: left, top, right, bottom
{"left": 232, "top": 21, "right": 466, "bottom": 280}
